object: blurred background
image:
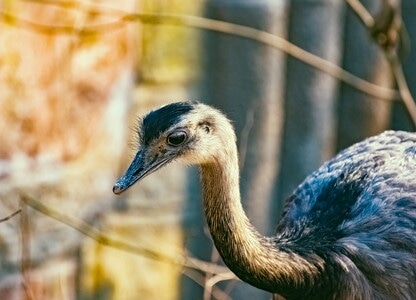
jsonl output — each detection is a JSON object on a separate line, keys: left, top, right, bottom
{"left": 0, "top": 0, "right": 415, "bottom": 299}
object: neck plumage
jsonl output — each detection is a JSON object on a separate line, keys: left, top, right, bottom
{"left": 200, "top": 142, "right": 321, "bottom": 295}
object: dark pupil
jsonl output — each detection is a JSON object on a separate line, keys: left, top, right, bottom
{"left": 168, "top": 132, "right": 186, "bottom": 146}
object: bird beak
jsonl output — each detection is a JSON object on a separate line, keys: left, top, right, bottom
{"left": 112, "top": 149, "right": 173, "bottom": 195}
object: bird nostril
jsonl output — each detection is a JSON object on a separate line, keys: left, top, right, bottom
{"left": 132, "top": 166, "right": 144, "bottom": 177}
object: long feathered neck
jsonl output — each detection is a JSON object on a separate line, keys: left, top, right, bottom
{"left": 200, "top": 137, "right": 322, "bottom": 295}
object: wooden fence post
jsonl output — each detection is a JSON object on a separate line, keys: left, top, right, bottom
{"left": 337, "top": 0, "right": 394, "bottom": 151}
{"left": 277, "top": 0, "right": 345, "bottom": 206}
{"left": 392, "top": 0, "right": 416, "bottom": 130}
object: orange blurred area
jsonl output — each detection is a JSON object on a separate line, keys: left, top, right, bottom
{"left": 0, "top": 0, "right": 136, "bottom": 161}
{"left": 0, "top": 1, "right": 138, "bottom": 299}
{"left": 0, "top": 1, "right": 201, "bottom": 299}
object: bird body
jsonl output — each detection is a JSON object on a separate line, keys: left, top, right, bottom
{"left": 274, "top": 131, "right": 416, "bottom": 299}
{"left": 113, "top": 102, "right": 416, "bottom": 299}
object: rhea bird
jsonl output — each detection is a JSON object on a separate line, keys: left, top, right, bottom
{"left": 113, "top": 101, "right": 416, "bottom": 299}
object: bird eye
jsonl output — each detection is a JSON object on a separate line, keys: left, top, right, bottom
{"left": 167, "top": 131, "right": 187, "bottom": 146}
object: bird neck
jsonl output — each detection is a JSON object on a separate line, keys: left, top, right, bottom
{"left": 200, "top": 145, "right": 321, "bottom": 294}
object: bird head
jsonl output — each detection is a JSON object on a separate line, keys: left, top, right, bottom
{"left": 113, "top": 101, "right": 236, "bottom": 195}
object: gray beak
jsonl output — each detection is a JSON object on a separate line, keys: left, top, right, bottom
{"left": 112, "top": 149, "right": 173, "bottom": 195}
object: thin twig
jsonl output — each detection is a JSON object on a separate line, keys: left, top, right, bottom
{"left": 205, "top": 272, "right": 239, "bottom": 293}
{"left": 19, "top": 203, "right": 36, "bottom": 300}
{"left": 20, "top": 194, "right": 230, "bottom": 276}
{"left": 16, "top": 0, "right": 415, "bottom": 110}
{"left": 204, "top": 246, "right": 222, "bottom": 300}
{"left": 182, "top": 268, "right": 232, "bottom": 300}
{"left": 0, "top": 7, "right": 400, "bottom": 101}
{"left": 0, "top": 208, "right": 22, "bottom": 223}
{"left": 345, "top": 0, "right": 375, "bottom": 27}
{"left": 346, "top": 0, "right": 416, "bottom": 127}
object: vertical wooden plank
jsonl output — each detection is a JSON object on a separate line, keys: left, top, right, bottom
{"left": 337, "top": 1, "right": 394, "bottom": 150}
{"left": 184, "top": 0, "right": 289, "bottom": 299}
{"left": 391, "top": 0, "right": 416, "bottom": 131}
{"left": 277, "top": 0, "right": 345, "bottom": 204}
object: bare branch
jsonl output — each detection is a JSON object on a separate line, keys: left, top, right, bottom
{"left": 345, "top": 0, "right": 375, "bottom": 27}
{"left": 19, "top": 204, "right": 35, "bottom": 300}
{"left": 20, "top": 194, "right": 230, "bottom": 275}
{"left": 204, "top": 272, "right": 238, "bottom": 300}
{"left": 0, "top": 208, "right": 22, "bottom": 223}
{"left": 182, "top": 268, "right": 233, "bottom": 300}
{"left": 0, "top": 5, "right": 400, "bottom": 101}
{"left": 346, "top": 0, "right": 416, "bottom": 127}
